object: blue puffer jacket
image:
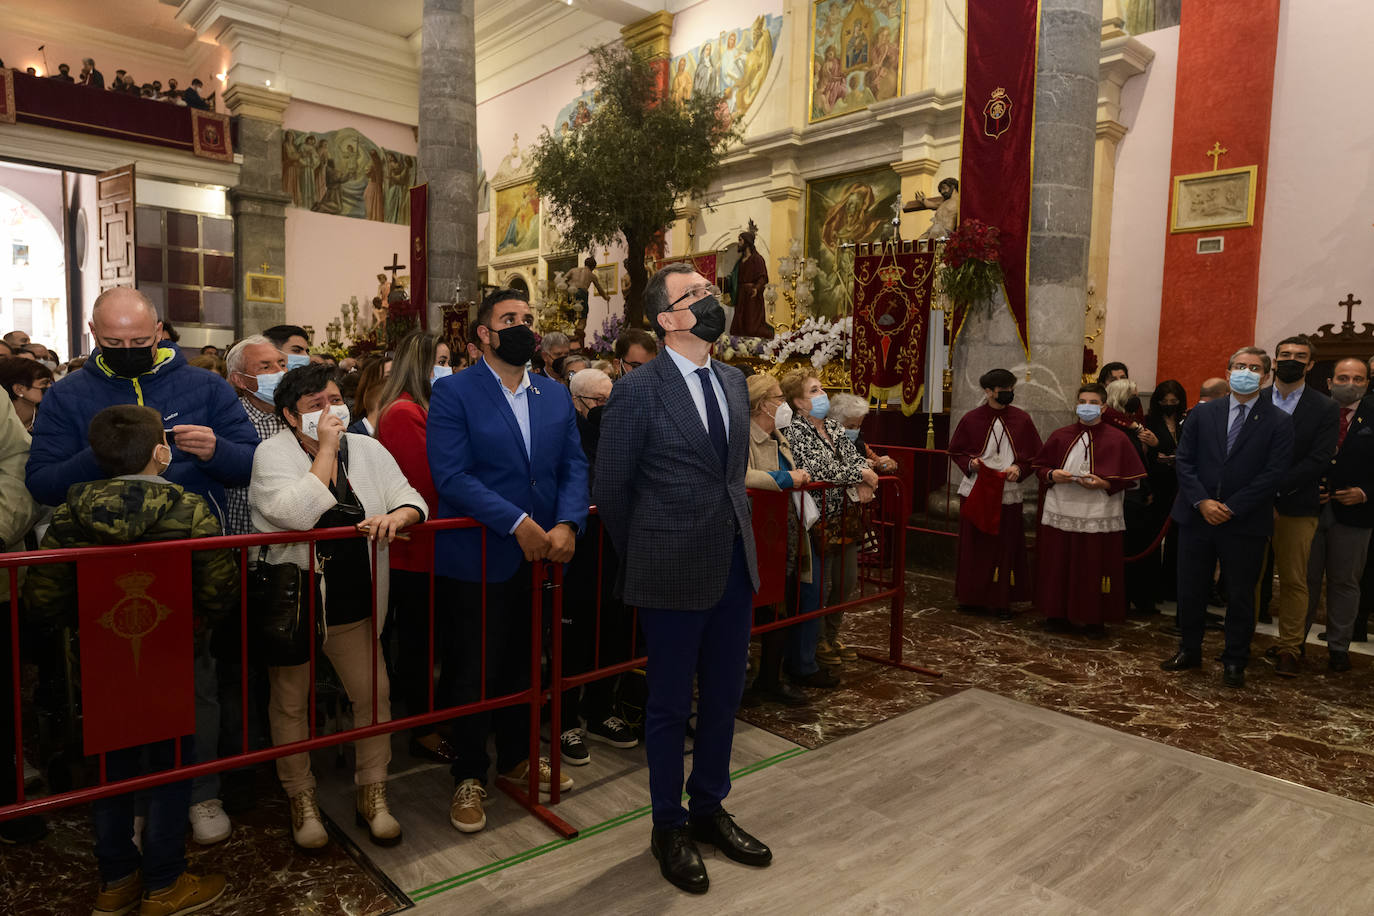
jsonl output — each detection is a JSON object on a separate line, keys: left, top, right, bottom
{"left": 26, "top": 346, "right": 260, "bottom": 518}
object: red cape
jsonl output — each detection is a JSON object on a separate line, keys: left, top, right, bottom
{"left": 948, "top": 403, "right": 1043, "bottom": 477}
{"left": 1034, "top": 421, "right": 1146, "bottom": 494}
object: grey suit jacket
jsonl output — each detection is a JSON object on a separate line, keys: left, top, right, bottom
{"left": 593, "top": 348, "right": 760, "bottom": 610}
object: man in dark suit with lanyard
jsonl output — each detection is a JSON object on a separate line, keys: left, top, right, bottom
{"left": 1162, "top": 347, "right": 1293, "bottom": 688}
{"left": 595, "top": 263, "right": 769, "bottom": 894}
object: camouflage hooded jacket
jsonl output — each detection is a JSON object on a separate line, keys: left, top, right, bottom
{"left": 22, "top": 477, "right": 239, "bottom": 627}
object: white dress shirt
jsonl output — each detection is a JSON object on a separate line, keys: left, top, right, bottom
{"left": 485, "top": 358, "right": 533, "bottom": 533}
{"left": 664, "top": 343, "right": 730, "bottom": 443}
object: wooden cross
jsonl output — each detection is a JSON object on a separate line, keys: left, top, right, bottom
{"left": 1206, "top": 141, "right": 1228, "bottom": 171}
{"left": 383, "top": 253, "right": 405, "bottom": 281}
{"left": 1339, "top": 292, "right": 1362, "bottom": 326}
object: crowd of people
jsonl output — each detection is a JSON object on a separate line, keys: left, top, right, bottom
{"left": 951, "top": 338, "right": 1373, "bottom": 691}
{"left": 3, "top": 56, "right": 213, "bottom": 108}
{"left": 0, "top": 266, "right": 887, "bottom": 908}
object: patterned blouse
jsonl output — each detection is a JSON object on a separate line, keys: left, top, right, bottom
{"left": 786, "top": 416, "right": 868, "bottom": 521}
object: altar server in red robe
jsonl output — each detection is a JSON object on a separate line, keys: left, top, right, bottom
{"left": 1034, "top": 383, "right": 1146, "bottom": 631}
{"left": 948, "top": 368, "right": 1043, "bottom": 617}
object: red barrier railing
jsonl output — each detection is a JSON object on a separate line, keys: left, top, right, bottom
{"left": 1, "top": 477, "right": 930, "bottom": 838}
{"left": 871, "top": 445, "right": 959, "bottom": 539}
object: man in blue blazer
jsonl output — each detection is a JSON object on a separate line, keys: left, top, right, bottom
{"left": 595, "top": 263, "right": 768, "bottom": 895}
{"left": 427, "top": 288, "right": 589, "bottom": 834}
{"left": 1162, "top": 347, "right": 1294, "bottom": 688}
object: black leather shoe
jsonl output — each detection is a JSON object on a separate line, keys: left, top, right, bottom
{"left": 1222, "top": 663, "right": 1245, "bottom": 688}
{"left": 651, "top": 826, "right": 709, "bottom": 894}
{"left": 790, "top": 668, "right": 840, "bottom": 689}
{"left": 1274, "top": 651, "right": 1300, "bottom": 678}
{"left": 1329, "top": 650, "right": 1352, "bottom": 673}
{"left": 1317, "top": 630, "right": 1329, "bottom": 641}
{"left": 766, "top": 681, "right": 809, "bottom": 707}
{"left": 689, "top": 809, "right": 772, "bottom": 867}
{"left": 1160, "top": 650, "right": 1202, "bottom": 671}
{"left": 410, "top": 734, "right": 461, "bottom": 764}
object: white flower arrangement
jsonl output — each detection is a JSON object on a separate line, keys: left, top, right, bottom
{"left": 757, "top": 316, "right": 852, "bottom": 369}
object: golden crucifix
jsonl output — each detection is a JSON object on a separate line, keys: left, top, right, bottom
{"left": 1206, "top": 141, "right": 1228, "bottom": 171}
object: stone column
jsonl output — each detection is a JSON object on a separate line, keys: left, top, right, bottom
{"left": 952, "top": 0, "right": 1102, "bottom": 438}
{"left": 223, "top": 84, "right": 291, "bottom": 334}
{"left": 419, "top": 0, "right": 478, "bottom": 329}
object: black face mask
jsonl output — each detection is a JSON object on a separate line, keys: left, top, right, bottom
{"left": 995, "top": 390, "right": 1014, "bottom": 406}
{"left": 1274, "top": 359, "right": 1307, "bottom": 384}
{"left": 486, "top": 324, "right": 538, "bottom": 367}
{"left": 102, "top": 344, "right": 157, "bottom": 378}
{"left": 1125, "top": 395, "right": 1142, "bottom": 415}
{"left": 551, "top": 356, "right": 566, "bottom": 377}
{"left": 586, "top": 404, "right": 604, "bottom": 431}
{"left": 659, "top": 294, "right": 727, "bottom": 343}
{"left": 1159, "top": 402, "right": 1181, "bottom": 416}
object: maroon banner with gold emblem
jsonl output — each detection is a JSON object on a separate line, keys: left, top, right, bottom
{"left": 750, "top": 488, "right": 788, "bottom": 607}
{"left": 190, "top": 110, "right": 232, "bottom": 162}
{"left": 851, "top": 245, "right": 936, "bottom": 415}
{"left": 409, "top": 183, "right": 428, "bottom": 327}
{"left": 0, "top": 69, "right": 15, "bottom": 125}
{"left": 78, "top": 552, "right": 194, "bottom": 754}
{"left": 957, "top": 0, "right": 1039, "bottom": 355}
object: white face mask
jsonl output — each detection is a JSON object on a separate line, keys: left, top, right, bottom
{"left": 774, "top": 401, "right": 793, "bottom": 429}
{"left": 299, "top": 404, "right": 350, "bottom": 439}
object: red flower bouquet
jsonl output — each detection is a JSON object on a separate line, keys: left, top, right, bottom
{"left": 938, "top": 218, "right": 1004, "bottom": 310}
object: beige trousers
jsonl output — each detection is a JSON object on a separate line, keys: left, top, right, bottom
{"left": 1272, "top": 513, "right": 1319, "bottom": 652}
{"left": 268, "top": 619, "right": 392, "bottom": 796}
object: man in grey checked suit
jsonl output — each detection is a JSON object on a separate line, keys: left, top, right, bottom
{"left": 595, "top": 262, "right": 771, "bottom": 894}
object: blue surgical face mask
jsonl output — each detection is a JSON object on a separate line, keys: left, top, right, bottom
{"left": 1076, "top": 403, "right": 1102, "bottom": 423}
{"left": 432, "top": 364, "right": 453, "bottom": 382}
{"left": 809, "top": 391, "right": 831, "bottom": 420}
{"left": 254, "top": 370, "right": 284, "bottom": 404}
{"left": 843, "top": 428, "right": 860, "bottom": 442}
{"left": 286, "top": 352, "right": 310, "bottom": 370}
{"left": 1228, "top": 367, "right": 1261, "bottom": 395}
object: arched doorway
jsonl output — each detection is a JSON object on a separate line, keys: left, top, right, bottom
{"left": 0, "top": 187, "right": 68, "bottom": 354}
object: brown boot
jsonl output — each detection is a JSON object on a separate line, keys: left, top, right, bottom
{"left": 92, "top": 870, "right": 141, "bottom": 916}
{"left": 137, "top": 872, "right": 226, "bottom": 916}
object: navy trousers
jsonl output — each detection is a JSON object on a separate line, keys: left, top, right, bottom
{"left": 639, "top": 537, "right": 754, "bottom": 829}
{"left": 1176, "top": 522, "right": 1267, "bottom": 665}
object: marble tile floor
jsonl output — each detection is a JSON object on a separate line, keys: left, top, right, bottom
{"left": 412, "top": 690, "right": 1374, "bottom": 915}
{"left": 0, "top": 769, "right": 407, "bottom": 915}
{"left": 737, "top": 569, "right": 1374, "bottom": 810}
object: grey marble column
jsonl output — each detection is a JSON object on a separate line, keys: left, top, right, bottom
{"left": 419, "top": 0, "right": 479, "bottom": 328}
{"left": 952, "top": 0, "right": 1100, "bottom": 439}
{"left": 229, "top": 115, "right": 290, "bottom": 333}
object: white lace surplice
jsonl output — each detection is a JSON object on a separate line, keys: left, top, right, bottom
{"left": 956, "top": 418, "right": 1022, "bottom": 505}
{"left": 1041, "top": 430, "right": 1125, "bottom": 534}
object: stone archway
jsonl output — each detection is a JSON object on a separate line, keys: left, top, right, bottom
{"left": 0, "top": 184, "right": 68, "bottom": 352}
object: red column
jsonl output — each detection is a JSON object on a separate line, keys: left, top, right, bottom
{"left": 1154, "top": 0, "right": 1282, "bottom": 392}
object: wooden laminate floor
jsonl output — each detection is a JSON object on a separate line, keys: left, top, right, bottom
{"left": 407, "top": 689, "right": 1374, "bottom": 915}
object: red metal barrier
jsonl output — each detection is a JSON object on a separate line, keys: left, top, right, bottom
{"left": 871, "top": 444, "right": 959, "bottom": 539}
{"left": 1, "top": 479, "right": 927, "bottom": 836}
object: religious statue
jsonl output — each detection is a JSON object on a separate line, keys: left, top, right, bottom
{"left": 730, "top": 221, "right": 774, "bottom": 339}
{"left": 904, "top": 177, "right": 960, "bottom": 240}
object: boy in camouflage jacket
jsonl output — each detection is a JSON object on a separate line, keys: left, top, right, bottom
{"left": 23, "top": 404, "right": 235, "bottom": 916}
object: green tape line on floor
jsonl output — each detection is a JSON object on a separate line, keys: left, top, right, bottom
{"left": 409, "top": 745, "right": 809, "bottom": 902}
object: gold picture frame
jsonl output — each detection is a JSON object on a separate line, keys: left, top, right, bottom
{"left": 808, "top": 0, "right": 905, "bottom": 124}
{"left": 594, "top": 263, "right": 618, "bottom": 296}
{"left": 246, "top": 273, "right": 285, "bottom": 303}
{"left": 1170, "top": 165, "right": 1258, "bottom": 234}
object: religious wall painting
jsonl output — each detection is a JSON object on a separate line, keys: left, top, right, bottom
{"left": 594, "top": 263, "right": 618, "bottom": 297}
{"left": 804, "top": 164, "right": 900, "bottom": 317}
{"left": 246, "top": 272, "right": 284, "bottom": 303}
{"left": 494, "top": 182, "right": 541, "bottom": 257}
{"left": 808, "top": 0, "right": 903, "bottom": 123}
{"left": 552, "top": 90, "right": 600, "bottom": 140}
{"left": 1170, "top": 165, "right": 1257, "bottom": 233}
{"left": 1125, "top": 0, "right": 1182, "bottom": 35}
{"left": 668, "top": 14, "right": 785, "bottom": 128}
{"left": 281, "top": 128, "right": 416, "bottom": 225}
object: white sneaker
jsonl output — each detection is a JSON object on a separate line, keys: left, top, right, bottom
{"left": 288, "top": 788, "right": 329, "bottom": 849}
{"left": 188, "top": 798, "right": 232, "bottom": 845}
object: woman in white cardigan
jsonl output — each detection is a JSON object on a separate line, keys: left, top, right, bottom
{"left": 249, "top": 364, "right": 427, "bottom": 850}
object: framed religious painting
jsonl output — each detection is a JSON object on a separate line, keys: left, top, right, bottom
{"left": 1170, "top": 165, "right": 1257, "bottom": 233}
{"left": 804, "top": 165, "right": 900, "bottom": 317}
{"left": 594, "top": 263, "right": 618, "bottom": 296}
{"left": 493, "top": 182, "right": 541, "bottom": 257}
{"left": 245, "top": 272, "right": 284, "bottom": 303}
{"left": 808, "top": 0, "right": 904, "bottom": 123}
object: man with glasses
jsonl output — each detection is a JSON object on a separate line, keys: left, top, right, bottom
{"left": 1162, "top": 347, "right": 1293, "bottom": 688}
{"left": 596, "top": 264, "right": 769, "bottom": 894}
{"left": 613, "top": 328, "right": 658, "bottom": 377}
